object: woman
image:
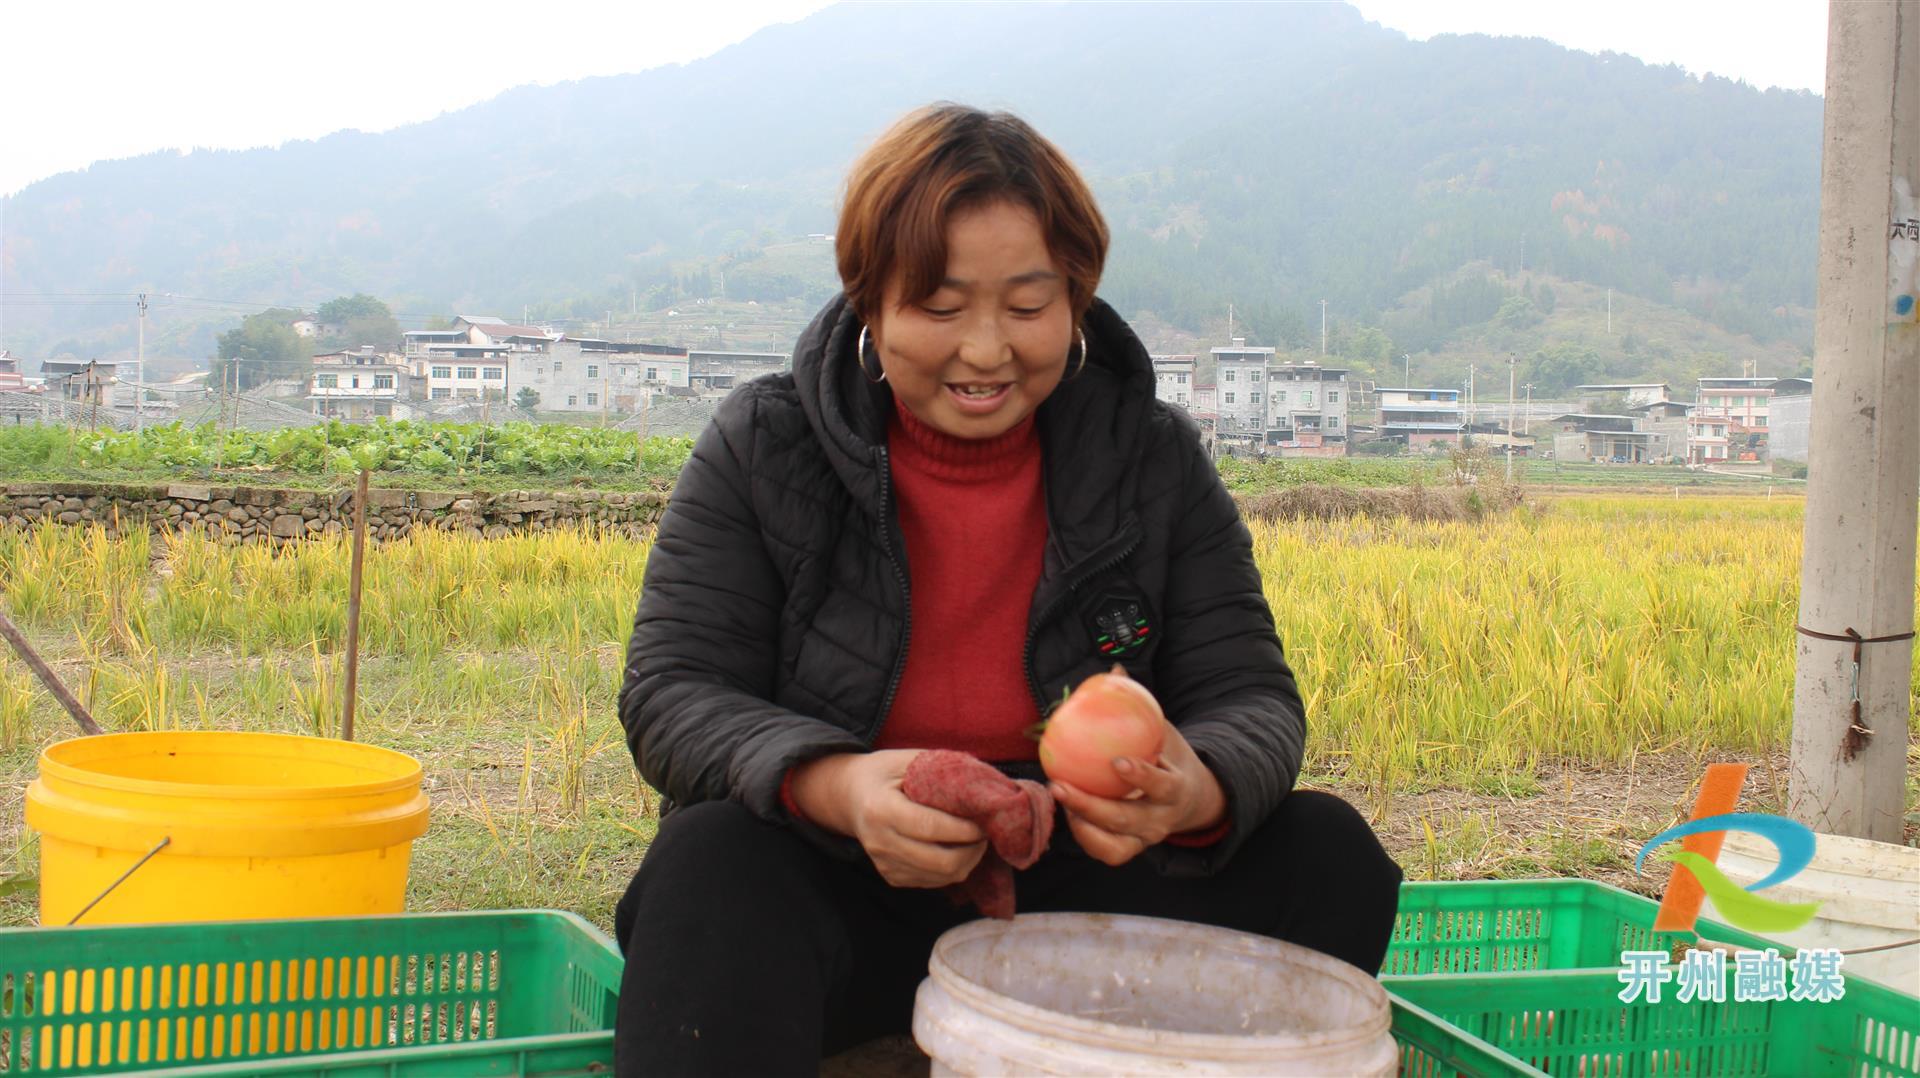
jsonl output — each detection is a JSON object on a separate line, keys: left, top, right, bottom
{"left": 615, "top": 103, "right": 1401, "bottom": 1075}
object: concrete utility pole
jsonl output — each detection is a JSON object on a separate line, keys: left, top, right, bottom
{"left": 1506, "top": 352, "right": 1517, "bottom": 481}
{"left": 1521, "top": 382, "right": 1535, "bottom": 435}
{"left": 1319, "top": 300, "right": 1328, "bottom": 356}
{"left": 135, "top": 293, "right": 147, "bottom": 433}
{"left": 1789, "top": 0, "right": 1919, "bottom": 841}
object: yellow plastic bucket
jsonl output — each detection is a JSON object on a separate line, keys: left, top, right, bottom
{"left": 25, "top": 731, "right": 430, "bottom": 926}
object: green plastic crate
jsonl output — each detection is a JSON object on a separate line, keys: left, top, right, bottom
{"left": 0, "top": 911, "right": 621, "bottom": 1077}
{"left": 1391, "top": 994, "right": 1533, "bottom": 1077}
{"left": 1389, "top": 969, "right": 1920, "bottom": 1077}
{"left": 1387, "top": 879, "right": 1782, "bottom": 978}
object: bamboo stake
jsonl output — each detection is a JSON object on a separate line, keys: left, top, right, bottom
{"left": 0, "top": 609, "right": 104, "bottom": 736}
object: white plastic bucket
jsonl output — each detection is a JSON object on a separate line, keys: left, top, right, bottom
{"left": 1702, "top": 829, "right": 1920, "bottom": 997}
{"left": 912, "top": 913, "right": 1396, "bottom": 1076}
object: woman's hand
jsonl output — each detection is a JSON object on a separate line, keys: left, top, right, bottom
{"left": 1048, "top": 722, "right": 1226, "bottom": 867}
{"left": 789, "top": 750, "right": 989, "bottom": 888}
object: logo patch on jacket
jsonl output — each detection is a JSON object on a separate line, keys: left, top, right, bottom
{"left": 1085, "top": 590, "right": 1153, "bottom": 657}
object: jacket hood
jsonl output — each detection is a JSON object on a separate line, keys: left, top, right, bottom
{"left": 790, "top": 294, "right": 1162, "bottom": 563}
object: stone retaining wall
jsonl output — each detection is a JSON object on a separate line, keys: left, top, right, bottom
{"left": 0, "top": 482, "right": 669, "bottom": 543}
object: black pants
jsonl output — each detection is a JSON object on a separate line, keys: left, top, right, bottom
{"left": 613, "top": 790, "right": 1402, "bottom": 1077}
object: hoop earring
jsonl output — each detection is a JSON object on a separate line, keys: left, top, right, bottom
{"left": 1067, "top": 329, "right": 1089, "bottom": 380}
{"left": 857, "top": 326, "right": 887, "bottom": 384}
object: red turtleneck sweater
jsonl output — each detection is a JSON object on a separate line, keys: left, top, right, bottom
{"left": 780, "top": 398, "right": 1228, "bottom": 847}
{"left": 876, "top": 397, "right": 1048, "bottom": 758}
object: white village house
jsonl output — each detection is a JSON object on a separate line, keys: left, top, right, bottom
{"left": 309, "top": 347, "right": 413, "bottom": 420}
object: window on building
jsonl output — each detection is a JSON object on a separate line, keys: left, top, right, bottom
{"left": 567, "top": 395, "right": 579, "bottom": 407}
{"left": 317, "top": 373, "right": 338, "bottom": 388}
{"left": 431, "top": 366, "right": 451, "bottom": 380}
{"left": 587, "top": 392, "right": 599, "bottom": 406}
{"left": 1224, "top": 370, "right": 1236, "bottom": 382}
{"left": 1176, "top": 393, "right": 1187, "bottom": 404}
{"left": 1275, "top": 391, "right": 1286, "bottom": 403}
{"left": 456, "top": 366, "right": 477, "bottom": 380}
{"left": 1328, "top": 416, "right": 1340, "bottom": 429}
{"left": 431, "top": 387, "right": 451, "bottom": 400}
{"left": 374, "top": 374, "right": 394, "bottom": 389}
{"left": 1329, "top": 391, "right": 1339, "bottom": 403}
{"left": 1301, "top": 391, "right": 1315, "bottom": 407}
{"left": 587, "top": 364, "right": 600, "bottom": 379}
{"left": 1176, "top": 373, "right": 1188, "bottom": 384}
{"left": 1754, "top": 415, "right": 1766, "bottom": 427}
{"left": 645, "top": 367, "right": 659, "bottom": 380}
{"left": 1224, "top": 392, "right": 1236, "bottom": 404}
{"left": 483, "top": 367, "right": 503, "bottom": 380}
{"left": 1250, "top": 392, "right": 1262, "bottom": 404}
{"left": 554, "top": 361, "right": 564, "bottom": 372}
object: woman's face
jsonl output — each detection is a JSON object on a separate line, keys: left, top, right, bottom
{"left": 870, "top": 200, "right": 1074, "bottom": 440}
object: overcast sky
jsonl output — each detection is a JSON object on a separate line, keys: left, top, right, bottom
{"left": 0, "top": 0, "right": 1829, "bottom": 197}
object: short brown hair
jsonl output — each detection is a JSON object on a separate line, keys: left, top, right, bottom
{"left": 837, "top": 104, "right": 1109, "bottom": 326}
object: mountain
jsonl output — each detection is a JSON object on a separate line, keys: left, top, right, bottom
{"left": 0, "top": 1, "right": 1823, "bottom": 371}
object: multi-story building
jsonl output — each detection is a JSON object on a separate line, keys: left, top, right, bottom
{"left": 402, "top": 320, "right": 528, "bottom": 403}
{"left": 1767, "top": 377, "right": 1813, "bottom": 463}
{"left": 309, "top": 347, "right": 411, "bottom": 419}
{"left": 1211, "top": 340, "right": 1272, "bottom": 442}
{"left": 1151, "top": 355, "right": 1197, "bottom": 409}
{"left": 407, "top": 348, "right": 511, "bottom": 402}
{"left": 1688, "top": 375, "right": 1776, "bottom": 463}
{"left": 513, "top": 339, "right": 695, "bottom": 414}
{"left": 608, "top": 344, "right": 694, "bottom": 412}
{"left": 0, "top": 350, "right": 24, "bottom": 391}
{"left": 1377, "top": 387, "right": 1463, "bottom": 449}
{"left": 1264, "top": 362, "right": 1350, "bottom": 457}
{"left": 405, "top": 322, "right": 708, "bottom": 413}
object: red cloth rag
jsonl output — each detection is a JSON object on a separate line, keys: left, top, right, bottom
{"left": 900, "top": 750, "right": 1054, "bottom": 920}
